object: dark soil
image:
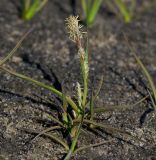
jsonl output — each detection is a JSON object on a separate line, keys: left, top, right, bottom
{"left": 0, "top": 0, "right": 156, "bottom": 160}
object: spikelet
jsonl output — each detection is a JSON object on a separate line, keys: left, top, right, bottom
{"left": 65, "top": 16, "right": 85, "bottom": 43}
{"left": 77, "top": 82, "right": 82, "bottom": 108}
{"left": 83, "top": 53, "right": 89, "bottom": 80}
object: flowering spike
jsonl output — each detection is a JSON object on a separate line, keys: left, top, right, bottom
{"left": 65, "top": 16, "right": 84, "bottom": 42}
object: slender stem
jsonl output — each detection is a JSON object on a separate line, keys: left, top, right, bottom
{"left": 82, "top": 79, "right": 88, "bottom": 107}
{"left": 64, "top": 124, "right": 81, "bottom": 160}
{"left": 80, "top": 49, "right": 89, "bottom": 108}
{"left": 64, "top": 113, "right": 84, "bottom": 159}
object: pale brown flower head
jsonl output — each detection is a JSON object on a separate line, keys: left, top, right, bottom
{"left": 65, "top": 16, "right": 84, "bottom": 42}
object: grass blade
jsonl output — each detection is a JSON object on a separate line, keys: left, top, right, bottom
{"left": 0, "top": 67, "right": 79, "bottom": 113}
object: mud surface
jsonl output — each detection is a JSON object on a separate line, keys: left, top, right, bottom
{"left": 0, "top": 0, "right": 156, "bottom": 159}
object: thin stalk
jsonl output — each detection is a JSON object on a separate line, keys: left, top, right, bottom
{"left": 81, "top": 47, "right": 89, "bottom": 108}
{"left": 64, "top": 113, "right": 84, "bottom": 160}
{"left": 0, "top": 67, "right": 79, "bottom": 113}
{"left": 82, "top": 78, "right": 88, "bottom": 107}
{"left": 64, "top": 123, "right": 81, "bottom": 160}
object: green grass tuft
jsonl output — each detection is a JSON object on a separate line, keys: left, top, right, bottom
{"left": 0, "top": 16, "right": 148, "bottom": 159}
{"left": 21, "top": 0, "right": 48, "bottom": 20}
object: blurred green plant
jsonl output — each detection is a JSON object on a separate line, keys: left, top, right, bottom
{"left": 116, "top": 0, "right": 135, "bottom": 23}
{"left": 81, "top": 0, "right": 136, "bottom": 26}
{"left": 81, "top": 0, "right": 103, "bottom": 27}
{"left": 21, "top": 0, "right": 48, "bottom": 20}
{"left": 106, "top": 0, "right": 136, "bottom": 23}
{"left": 0, "top": 16, "right": 146, "bottom": 159}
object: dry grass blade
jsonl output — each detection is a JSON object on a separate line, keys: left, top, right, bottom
{"left": 86, "top": 76, "right": 104, "bottom": 108}
{"left": 74, "top": 140, "right": 113, "bottom": 153}
{"left": 92, "top": 76, "right": 104, "bottom": 102}
{"left": 0, "top": 29, "right": 32, "bottom": 66}
{"left": 31, "top": 126, "right": 62, "bottom": 142}
{"left": 124, "top": 34, "right": 156, "bottom": 111}
{"left": 23, "top": 128, "right": 69, "bottom": 150}
{"left": 94, "top": 95, "right": 148, "bottom": 113}
{"left": 74, "top": 119, "right": 144, "bottom": 143}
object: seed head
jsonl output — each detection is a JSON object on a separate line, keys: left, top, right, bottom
{"left": 65, "top": 16, "right": 84, "bottom": 42}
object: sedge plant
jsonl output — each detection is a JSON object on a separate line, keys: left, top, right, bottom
{"left": 0, "top": 16, "right": 147, "bottom": 159}
{"left": 21, "top": 0, "right": 48, "bottom": 20}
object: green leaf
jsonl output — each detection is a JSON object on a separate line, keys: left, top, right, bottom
{"left": 0, "top": 67, "right": 79, "bottom": 113}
